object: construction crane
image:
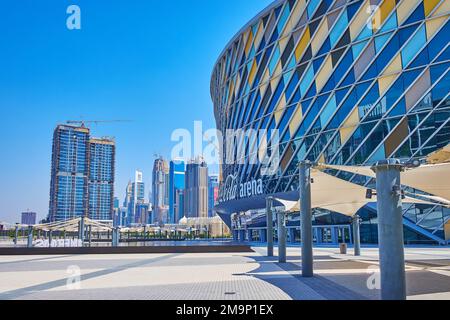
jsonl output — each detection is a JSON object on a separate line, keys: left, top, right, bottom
{"left": 66, "top": 120, "right": 132, "bottom": 127}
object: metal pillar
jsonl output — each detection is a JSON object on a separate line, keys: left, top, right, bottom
{"left": 88, "top": 225, "right": 92, "bottom": 247}
{"left": 299, "top": 161, "right": 313, "bottom": 277}
{"left": 49, "top": 230, "right": 53, "bottom": 246}
{"left": 233, "top": 229, "right": 238, "bottom": 241}
{"left": 289, "top": 228, "right": 296, "bottom": 243}
{"left": 112, "top": 228, "right": 119, "bottom": 247}
{"left": 331, "top": 227, "right": 338, "bottom": 244}
{"left": 13, "top": 225, "right": 19, "bottom": 246}
{"left": 247, "top": 229, "right": 253, "bottom": 242}
{"left": 277, "top": 212, "right": 287, "bottom": 263}
{"left": 372, "top": 160, "right": 406, "bottom": 300}
{"left": 259, "top": 229, "right": 267, "bottom": 242}
{"left": 27, "top": 226, "right": 33, "bottom": 248}
{"left": 266, "top": 196, "right": 274, "bottom": 257}
{"left": 144, "top": 226, "right": 147, "bottom": 241}
{"left": 239, "top": 230, "right": 246, "bottom": 242}
{"left": 79, "top": 218, "right": 85, "bottom": 243}
{"left": 353, "top": 215, "right": 361, "bottom": 256}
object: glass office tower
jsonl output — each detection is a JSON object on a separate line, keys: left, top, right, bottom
{"left": 169, "top": 159, "right": 186, "bottom": 224}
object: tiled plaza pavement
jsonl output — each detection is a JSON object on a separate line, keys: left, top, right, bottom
{"left": 0, "top": 247, "right": 449, "bottom": 300}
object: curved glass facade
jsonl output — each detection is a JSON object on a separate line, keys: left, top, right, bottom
{"left": 212, "top": 0, "right": 450, "bottom": 195}
{"left": 211, "top": 0, "right": 450, "bottom": 243}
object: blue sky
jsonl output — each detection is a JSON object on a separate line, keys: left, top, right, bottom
{"left": 0, "top": 0, "right": 273, "bottom": 223}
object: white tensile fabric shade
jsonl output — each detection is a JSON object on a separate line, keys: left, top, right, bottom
{"left": 274, "top": 170, "right": 435, "bottom": 217}
{"left": 319, "top": 162, "right": 450, "bottom": 202}
{"left": 426, "top": 144, "right": 450, "bottom": 164}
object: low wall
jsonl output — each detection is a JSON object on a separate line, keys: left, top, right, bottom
{"left": 0, "top": 245, "right": 254, "bottom": 255}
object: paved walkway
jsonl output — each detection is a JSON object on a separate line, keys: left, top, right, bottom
{"left": 0, "top": 247, "right": 449, "bottom": 300}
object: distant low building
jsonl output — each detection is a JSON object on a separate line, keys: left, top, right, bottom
{"left": 178, "top": 216, "right": 230, "bottom": 238}
{"left": 21, "top": 211, "right": 37, "bottom": 225}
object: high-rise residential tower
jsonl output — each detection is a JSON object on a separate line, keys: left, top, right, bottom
{"left": 152, "top": 157, "right": 169, "bottom": 225}
{"left": 49, "top": 125, "right": 90, "bottom": 222}
{"left": 48, "top": 124, "right": 115, "bottom": 222}
{"left": 184, "top": 158, "right": 208, "bottom": 218}
{"left": 88, "top": 137, "right": 115, "bottom": 221}
{"left": 169, "top": 159, "right": 185, "bottom": 224}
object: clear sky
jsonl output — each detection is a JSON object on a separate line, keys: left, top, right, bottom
{"left": 0, "top": 0, "right": 273, "bottom": 223}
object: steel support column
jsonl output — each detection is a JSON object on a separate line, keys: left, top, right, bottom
{"left": 277, "top": 212, "right": 287, "bottom": 263}
{"left": 266, "top": 196, "right": 274, "bottom": 257}
{"left": 299, "top": 161, "right": 313, "bottom": 277}
{"left": 372, "top": 160, "right": 406, "bottom": 300}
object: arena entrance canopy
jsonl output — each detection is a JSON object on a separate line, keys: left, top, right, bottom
{"left": 318, "top": 162, "right": 450, "bottom": 204}
{"left": 215, "top": 168, "right": 436, "bottom": 219}
{"left": 273, "top": 169, "right": 434, "bottom": 217}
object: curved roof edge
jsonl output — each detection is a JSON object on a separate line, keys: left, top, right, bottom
{"left": 212, "top": 0, "right": 284, "bottom": 72}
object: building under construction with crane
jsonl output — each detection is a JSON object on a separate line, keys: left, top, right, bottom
{"left": 48, "top": 122, "right": 116, "bottom": 222}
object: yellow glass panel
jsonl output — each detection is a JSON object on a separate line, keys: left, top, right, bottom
{"left": 432, "top": 0, "right": 450, "bottom": 16}
{"left": 279, "top": 36, "right": 290, "bottom": 52}
{"left": 260, "top": 69, "right": 270, "bottom": 96}
{"left": 295, "top": 27, "right": 310, "bottom": 60}
{"left": 424, "top": 0, "right": 441, "bottom": 16}
{"left": 273, "top": 62, "right": 283, "bottom": 79}
{"left": 350, "top": 0, "right": 371, "bottom": 40}
{"left": 282, "top": 0, "right": 307, "bottom": 37}
{"left": 274, "top": 94, "right": 287, "bottom": 124}
{"left": 311, "top": 20, "right": 328, "bottom": 56}
{"left": 382, "top": 54, "right": 402, "bottom": 75}
{"left": 244, "top": 30, "right": 254, "bottom": 55}
{"left": 289, "top": 105, "right": 303, "bottom": 136}
{"left": 426, "top": 15, "right": 448, "bottom": 39}
{"left": 253, "top": 22, "right": 264, "bottom": 49}
{"left": 378, "top": 74, "right": 397, "bottom": 96}
{"left": 373, "top": 0, "right": 396, "bottom": 31}
{"left": 397, "top": 0, "right": 421, "bottom": 25}
{"left": 248, "top": 60, "right": 258, "bottom": 86}
{"left": 228, "top": 81, "right": 234, "bottom": 102}
{"left": 234, "top": 74, "right": 241, "bottom": 96}
{"left": 340, "top": 108, "right": 360, "bottom": 144}
{"left": 315, "top": 56, "right": 333, "bottom": 92}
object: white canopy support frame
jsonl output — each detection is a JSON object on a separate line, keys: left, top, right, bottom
{"left": 318, "top": 162, "right": 450, "bottom": 203}
{"left": 274, "top": 169, "right": 437, "bottom": 217}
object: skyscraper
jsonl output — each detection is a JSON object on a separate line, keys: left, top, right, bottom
{"left": 126, "top": 170, "right": 145, "bottom": 225}
{"left": 169, "top": 159, "right": 185, "bottom": 224}
{"left": 49, "top": 125, "right": 90, "bottom": 222}
{"left": 152, "top": 157, "right": 169, "bottom": 225}
{"left": 88, "top": 137, "right": 115, "bottom": 221}
{"left": 185, "top": 158, "right": 208, "bottom": 218}
{"left": 48, "top": 124, "right": 115, "bottom": 222}
{"left": 208, "top": 175, "right": 219, "bottom": 217}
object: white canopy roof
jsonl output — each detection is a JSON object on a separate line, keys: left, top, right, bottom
{"left": 319, "top": 162, "right": 450, "bottom": 202}
{"left": 274, "top": 170, "right": 435, "bottom": 217}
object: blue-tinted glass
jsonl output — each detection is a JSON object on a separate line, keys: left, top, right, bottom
{"left": 402, "top": 25, "right": 426, "bottom": 68}
{"left": 403, "top": 3, "right": 425, "bottom": 26}
{"left": 428, "top": 21, "right": 450, "bottom": 61}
